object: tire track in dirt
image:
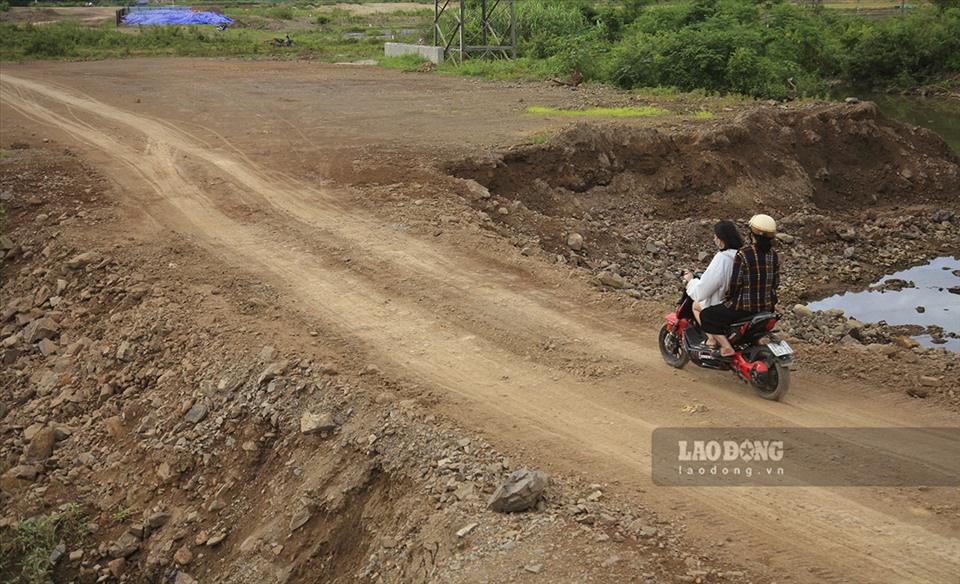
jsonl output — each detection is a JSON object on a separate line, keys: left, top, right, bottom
{"left": 3, "top": 72, "right": 958, "bottom": 583}
{"left": 0, "top": 75, "right": 665, "bottom": 375}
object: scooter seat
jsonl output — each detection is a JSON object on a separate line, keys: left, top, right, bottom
{"left": 726, "top": 312, "right": 779, "bottom": 342}
{"left": 729, "top": 312, "right": 776, "bottom": 328}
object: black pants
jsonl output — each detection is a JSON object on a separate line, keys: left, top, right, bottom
{"left": 700, "top": 304, "right": 755, "bottom": 335}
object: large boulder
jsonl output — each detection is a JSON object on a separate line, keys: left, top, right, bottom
{"left": 487, "top": 468, "right": 548, "bottom": 513}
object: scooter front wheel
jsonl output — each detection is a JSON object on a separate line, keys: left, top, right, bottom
{"left": 658, "top": 322, "right": 690, "bottom": 369}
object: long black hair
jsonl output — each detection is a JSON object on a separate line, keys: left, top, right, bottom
{"left": 714, "top": 220, "right": 744, "bottom": 251}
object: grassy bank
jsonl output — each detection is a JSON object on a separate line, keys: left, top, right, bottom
{"left": 0, "top": 3, "right": 434, "bottom": 61}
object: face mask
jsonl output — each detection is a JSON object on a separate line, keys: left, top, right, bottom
{"left": 716, "top": 241, "right": 723, "bottom": 250}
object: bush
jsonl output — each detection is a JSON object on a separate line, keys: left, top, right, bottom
{"left": 20, "top": 22, "right": 84, "bottom": 58}
{"left": 604, "top": 0, "right": 832, "bottom": 98}
{"left": 545, "top": 24, "right": 610, "bottom": 81}
{"left": 514, "top": 0, "right": 591, "bottom": 59}
{"left": 138, "top": 25, "right": 188, "bottom": 48}
{"left": 1, "top": 22, "right": 136, "bottom": 58}
{"left": 837, "top": 7, "right": 960, "bottom": 88}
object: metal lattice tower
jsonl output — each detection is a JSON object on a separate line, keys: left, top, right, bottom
{"left": 434, "top": 0, "right": 516, "bottom": 65}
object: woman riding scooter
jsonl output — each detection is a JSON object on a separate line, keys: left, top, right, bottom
{"left": 700, "top": 214, "right": 780, "bottom": 358}
{"left": 683, "top": 220, "right": 744, "bottom": 329}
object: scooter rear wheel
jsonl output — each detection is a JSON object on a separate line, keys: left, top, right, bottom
{"left": 658, "top": 322, "right": 690, "bottom": 369}
{"left": 749, "top": 348, "right": 790, "bottom": 401}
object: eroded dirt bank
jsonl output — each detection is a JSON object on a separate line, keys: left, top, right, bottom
{"left": 1, "top": 61, "right": 959, "bottom": 584}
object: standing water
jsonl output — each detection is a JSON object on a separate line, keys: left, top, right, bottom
{"left": 813, "top": 94, "right": 959, "bottom": 350}
{"left": 807, "top": 257, "right": 960, "bottom": 352}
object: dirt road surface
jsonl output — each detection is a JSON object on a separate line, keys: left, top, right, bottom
{"left": 2, "top": 60, "right": 958, "bottom": 583}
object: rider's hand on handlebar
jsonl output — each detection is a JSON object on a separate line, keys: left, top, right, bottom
{"left": 682, "top": 269, "right": 694, "bottom": 282}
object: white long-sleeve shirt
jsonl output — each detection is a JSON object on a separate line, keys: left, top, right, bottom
{"left": 685, "top": 249, "right": 737, "bottom": 309}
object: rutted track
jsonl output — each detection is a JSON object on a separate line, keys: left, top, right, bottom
{"left": 2, "top": 64, "right": 958, "bottom": 583}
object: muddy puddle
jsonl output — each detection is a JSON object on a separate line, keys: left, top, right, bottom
{"left": 808, "top": 256, "right": 960, "bottom": 351}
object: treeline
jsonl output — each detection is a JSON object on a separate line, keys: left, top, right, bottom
{"left": 498, "top": 0, "right": 960, "bottom": 99}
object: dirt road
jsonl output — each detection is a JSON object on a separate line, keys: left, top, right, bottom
{"left": 2, "top": 61, "right": 958, "bottom": 583}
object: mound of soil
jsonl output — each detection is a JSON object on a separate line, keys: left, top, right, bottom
{"left": 448, "top": 102, "right": 960, "bottom": 303}
{"left": 452, "top": 102, "right": 956, "bottom": 222}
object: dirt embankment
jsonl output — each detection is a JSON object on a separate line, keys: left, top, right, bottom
{"left": 445, "top": 102, "right": 960, "bottom": 347}
{"left": 2, "top": 62, "right": 959, "bottom": 584}
{"left": 450, "top": 102, "right": 959, "bottom": 298}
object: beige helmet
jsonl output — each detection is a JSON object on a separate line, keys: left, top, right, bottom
{"left": 749, "top": 214, "right": 777, "bottom": 237}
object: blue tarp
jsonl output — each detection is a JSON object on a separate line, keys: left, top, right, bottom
{"left": 123, "top": 10, "right": 233, "bottom": 26}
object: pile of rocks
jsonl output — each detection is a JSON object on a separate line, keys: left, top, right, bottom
{"left": 785, "top": 303, "right": 954, "bottom": 349}
{"left": 569, "top": 210, "right": 958, "bottom": 306}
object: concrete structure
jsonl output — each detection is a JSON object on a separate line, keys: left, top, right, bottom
{"left": 384, "top": 43, "right": 445, "bottom": 64}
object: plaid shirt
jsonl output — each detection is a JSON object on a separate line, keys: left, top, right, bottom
{"left": 723, "top": 245, "right": 779, "bottom": 313}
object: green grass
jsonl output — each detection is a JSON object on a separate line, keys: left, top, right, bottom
{"left": 112, "top": 509, "right": 132, "bottom": 524}
{"left": 379, "top": 53, "right": 430, "bottom": 71}
{"left": 526, "top": 105, "right": 673, "bottom": 118}
{"left": 1, "top": 503, "right": 89, "bottom": 584}
{"left": 531, "top": 131, "right": 554, "bottom": 145}
{"left": 438, "top": 56, "right": 552, "bottom": 80}
{"left": 0, "top": 21, "right": 413, "bottom": 61}
{"left": 626, "top": 87, "right": 761, "bottom": 108}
